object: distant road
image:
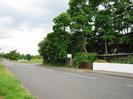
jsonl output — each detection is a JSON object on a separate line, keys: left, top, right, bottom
{"left": 2, "top": 60, "right": 133, "bottom": 99}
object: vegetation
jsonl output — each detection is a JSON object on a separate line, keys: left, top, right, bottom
{"left": 18, "top": 59, "right": 43, "bottom": 64}
{"left": 38, "top": 0, "right": 133, "bottom": 65}
{"left": 73, "top": 53, "right": 97, "bottom": 66}
{"left": 0, "top": 64, "right": 35, "bottom": 99}
{"left": 1, "top": 50, "right": 21, "bottom": 60}
{"left": 38, "top": 13, "right": 71, "bottom": 65}
{"left": 111, "top": 55, "right": 133, "bottom": 64}
{"left": 0, "top": 51, "right": 41, "bottom": 62}
{"left": 25, "top": 54, "right": 32, "bottom": 61}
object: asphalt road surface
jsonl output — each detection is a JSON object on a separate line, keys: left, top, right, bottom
{"left": 2, "top": 60, "right": 133, "bottom": 99}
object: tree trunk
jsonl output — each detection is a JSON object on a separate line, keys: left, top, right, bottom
{"left": 83, "top": 41, "right": 88, "bottom": 53}
{"left": 105, "top": 39, "right": 108, "bottom": 54}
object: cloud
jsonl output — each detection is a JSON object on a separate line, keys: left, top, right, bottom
{"left": 0, "top": 0, "right": 69, "bottom": 54}
{"left": 0, "top": 25, "right": 52, "bottom": 54}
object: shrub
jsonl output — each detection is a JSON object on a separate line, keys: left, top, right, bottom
{"left": 111, "top": 55, "right": 133, "bottom": 64}
{"left": 88, "top": 53, "right": 97, "bottom": 62}
{"left": 73, "top": 52, "right": 97, "bottom": 66}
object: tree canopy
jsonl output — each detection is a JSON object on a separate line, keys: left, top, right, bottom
{"left": 38, "top": 0, "right": 133, "bottom": 64}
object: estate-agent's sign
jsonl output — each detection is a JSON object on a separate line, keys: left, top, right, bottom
{"left": 67, "top": 54, "right": 72, "bottom": 58}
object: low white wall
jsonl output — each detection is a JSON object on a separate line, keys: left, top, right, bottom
{"left": 93, "top": 63, "right": 133, "bottom": 74}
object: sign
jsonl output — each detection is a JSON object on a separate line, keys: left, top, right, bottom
{"left": 67, "top": 54, "right": 72, "bottom": 58}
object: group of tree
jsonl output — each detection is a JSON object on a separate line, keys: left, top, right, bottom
{"left": 0, "top": 50, "right": 40, "bottom": 61}
{"left": 38, "top": 0, "right": 133, "bottom": 64}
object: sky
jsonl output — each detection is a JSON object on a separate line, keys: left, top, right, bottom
{"left": 0, "top": 0, "right": 69, "bottom": 55}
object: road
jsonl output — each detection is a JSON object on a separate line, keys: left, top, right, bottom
{"left": 2, "top": 60, "right": 133, "bottom": 99}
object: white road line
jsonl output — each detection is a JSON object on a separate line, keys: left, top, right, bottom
{"left": 126, "top": 84, "right": 133, "bottom": 87}
{"left": 64, "top": 72, "right": 96, "bottom": 80}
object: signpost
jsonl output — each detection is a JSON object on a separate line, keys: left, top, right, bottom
{"left": 67, "top": 54, "right": 72, "bottom": 65}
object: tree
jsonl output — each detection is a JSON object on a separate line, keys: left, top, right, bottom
{"left": 112, "top": 0, "right": 133, "bottom": 52}
{"left": 114, "top": 0, "right": 133, "bottom": 34}
{"left": 25, "top": 54, "right": 32, "bottom": 61}
{"left": 38, "top": 0, "right": 133, "bottom": 65}
{"left": 6, "top": 50, "right": 20, "bottom": 60}
{"left": 38, "top": 12, "right": 71, "bottom": 64}
{"left": 93, "top": 0, "right": 117, "bottom": 54}
{"left": 68, "top": 0, "right": 94, "bottom": 54}
{"left": 53, "top": 12, "right": 71, "bottom": 33}
{"left": 95, "top": 10, "right": 116, "bottom": 54}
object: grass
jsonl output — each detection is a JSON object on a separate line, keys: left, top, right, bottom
{"left": 0, "top": 64, "right": 35, "bottom": 99}
{"left": 18, "top": 59, "right": 43, "bottom": 64}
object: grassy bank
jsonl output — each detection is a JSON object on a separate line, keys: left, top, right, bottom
{"left": 0, "top": 64, "right": 35, "bottom": 99}
{"left": 18, "top": 59, "right": 43, "bottom": 64}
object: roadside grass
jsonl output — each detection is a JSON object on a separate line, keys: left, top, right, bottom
{"left": 18, "top": 59, "right": 43, "bottom": 64}
{"left": 0, "top": 64, "right": 35, "bottom": 99}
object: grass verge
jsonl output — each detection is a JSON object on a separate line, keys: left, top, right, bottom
{"left": 18, "top": 59, "right": 43, "bottom": 64}
{"left": 0, "top": 64, "right": 35, "bottom": 99}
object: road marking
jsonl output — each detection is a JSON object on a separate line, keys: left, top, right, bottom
{"left": 126, "top": 84, "right": 133, "bottom": 87}
{"left": 64, "top": 72, "right": 96, "bottom": 80}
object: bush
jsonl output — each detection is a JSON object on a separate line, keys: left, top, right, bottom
{"left": 73, "top": 53, "right": 97, "bottom": 66}
{"left": 88, "top": 53, "right": 97, "bottom": 62}
{"left": 111, "top": 55, "right": 133, "bottom": 64}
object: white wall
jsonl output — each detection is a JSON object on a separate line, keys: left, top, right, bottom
{"left": 93, "top": 63, "right": 133, "bottom": 74}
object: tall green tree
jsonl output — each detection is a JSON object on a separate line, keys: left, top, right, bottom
{"left": 38, "top": 0, "right": 133, "bottom": 65}
{"left": 112, "top": 0, "right": 133, "bottom": 52}
{"left": 96, "top": 11, "right": 116, "bottom": 54}
{"left": 38, "top": 12, "right": 71, "bottom": 64}
{"left": 68, "top": 0, "right": 94, "bottom": 54}
{"left": 94, "top": 0, "right": 117, "bottom": 54}
{"left": 113, "top": 0, "right": 133, "bottom": 34}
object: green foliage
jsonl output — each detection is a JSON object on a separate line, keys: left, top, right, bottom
{"left": 38, "top": 32, "right": 69, "bottom": 65}
{"left": 53, "top": 12, "right": 71, "bottom": 32}
{"left": 3, "top": 50, "right": 21, "bottom": 60}
{"left": 18, "top": 59, "right": 43, "bottom": 64}
{"left": 74, "top": 53, "right": 88, "bottom": 65}
{"left": 120, "top": 35, "right": 130, "bottom": 44}
{"left": 88, "top": 53, "right": 98, "bottom": 62}
{"left": 0, "top": 50, "right": 41, "bottom": 61}
{"left": 0, "top": 64, "right": 35, "bottom": 99}
{"left": 25, "top": 54, "right": 32, "bottom": 61}
{"left": 38, "top": 0, "right": 133, "bottom": 65}
{"left": 113, "top": 0, "right": 133, "bottom": 34}
{"left": 73, "top": 53, "right": 97, "bottom": 66}
{"left": 38, "top": 12, "right": 71, "bottom": 65}
{"left": 111, "top": 55, "right": 133, "bottom": 64}
{"left": 68, "top": 0, "right": 94, "bottom": 53}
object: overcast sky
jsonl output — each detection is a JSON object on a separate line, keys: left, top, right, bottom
{"left": 0, "top": 0, "right": 69, "bottom": 55}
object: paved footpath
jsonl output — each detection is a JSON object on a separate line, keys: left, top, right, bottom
{"left": 2, "top": 60, "right": 133, "bottom": 99}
